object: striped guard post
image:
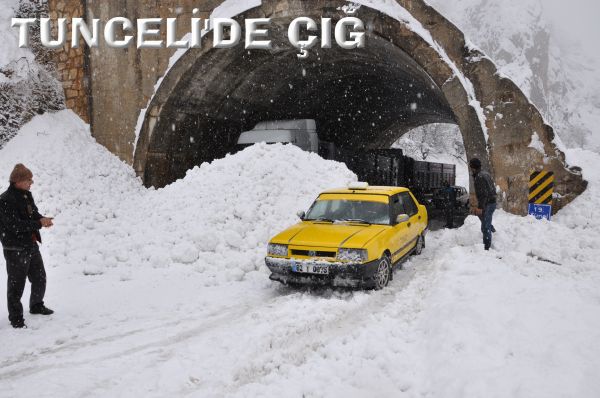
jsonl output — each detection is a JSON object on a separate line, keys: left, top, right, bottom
{"left": 529, "top": 171, "right": 554, "bottom": 205}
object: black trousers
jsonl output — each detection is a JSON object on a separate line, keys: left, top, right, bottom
{"left": 4, "top": 246, "right": 46, "bottom": 323}
{"left": 444, "top": 206, "right": 455, "bottom": 227}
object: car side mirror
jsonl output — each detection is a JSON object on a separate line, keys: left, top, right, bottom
{"left": 396, "top": 214, "right": 410, "bottom": 224}
{"left": 297, "top": 210, "right": 306, "bottom": 220}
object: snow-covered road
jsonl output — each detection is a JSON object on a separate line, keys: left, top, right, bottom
{"left": 0, "top": 250, "right": 425, "bottom": 397}
{"left": 1, "top": 112, "right": 600, "bottom": 397}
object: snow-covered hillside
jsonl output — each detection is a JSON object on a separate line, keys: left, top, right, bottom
{"left": 1, "top": 111, "right": 600, "bottom": 397}
{"left": 428, "top": 0, "right": 600, "bottom": 152}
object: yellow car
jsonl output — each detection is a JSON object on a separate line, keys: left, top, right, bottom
{"left": 265, "top": 183, "right": 428, "bottom": 289}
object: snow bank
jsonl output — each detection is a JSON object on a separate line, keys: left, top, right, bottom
{"left": 0, "top": 110, "right": 356, "bottom": 284}
{"left": 137, "top": 142, "right": 356, "bottom": 284}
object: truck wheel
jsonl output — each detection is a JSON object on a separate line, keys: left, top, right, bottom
{"left": 373, "top": 255, "right": 391, "bottom": 290}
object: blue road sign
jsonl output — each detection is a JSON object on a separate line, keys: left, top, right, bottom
{"left": 528, "top": 203, "right": 552, "bottom": 221}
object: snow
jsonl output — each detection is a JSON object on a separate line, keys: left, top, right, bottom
{"left": 0, "top": 1, "right": 65, "bottom": 148}
{"left": 529, "top": 131, "right": 545, "bottom": 154}
{"left": 2, "top": 0, "right": 600, "bottom": 395}
{"left": 0, "top": 0, "right": 34, "bottom": 84}
{"left": 1, "top": 111, "right": 600, "bottom": 397}
{"left": 426, "top": 0, "right": 600, "bottom": 152}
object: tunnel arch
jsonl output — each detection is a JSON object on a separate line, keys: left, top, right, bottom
{"left": 133, "top": 0, "right": 586, "bottom": 214}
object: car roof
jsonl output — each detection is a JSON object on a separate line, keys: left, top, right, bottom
{"left": 321, "top": 186, "right": 410, "bottom": 196}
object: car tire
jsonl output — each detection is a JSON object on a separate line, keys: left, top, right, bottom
{"left": 413, "top": 235, "right": 424, "bottom": 256}
{"left": 373, "top": 255, "right": 391, "bottom": 290}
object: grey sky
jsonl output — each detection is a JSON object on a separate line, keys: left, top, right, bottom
{"left": 543, "top": 0, "right": 600, "bottom": 63}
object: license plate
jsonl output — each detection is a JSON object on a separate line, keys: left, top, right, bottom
{"left": 292, "top": 262, "right": 329, "bottom": 275}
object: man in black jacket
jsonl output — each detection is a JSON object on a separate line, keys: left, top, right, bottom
{"left": 469, "top": 158, "right": 497, "bottom": 250}
{"left": 0, "top": 164, "right": 54, "bottom": 328}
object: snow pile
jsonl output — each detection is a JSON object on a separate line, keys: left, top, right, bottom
{"left": 0, "top": 111, "right": 145, "bottom": 275}
{"left": 142, "top": 143, "right": 355, "bottom": 283}
{"left": 0, "top": 110, "right": 356, "bottom": 284}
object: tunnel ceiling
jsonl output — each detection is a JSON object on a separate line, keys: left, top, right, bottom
{"left": 145, "top": 22, "right": 457, "bottom": 185}
{"left": 172, "top": 32, "right": 454, "bottom": 140}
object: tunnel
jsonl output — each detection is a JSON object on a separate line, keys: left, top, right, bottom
{"left": 109, "top": 0, "right": 585, "bottom": 214}
{"left": 136, "top": 6, "right": 463, "bottom": 188}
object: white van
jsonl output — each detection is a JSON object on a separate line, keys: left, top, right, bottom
{"left": 236, "top": 119, "right": 319, "bottom": 153}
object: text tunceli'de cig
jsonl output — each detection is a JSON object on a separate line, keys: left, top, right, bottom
{"left": 11, "top": 12, "right": 366, "bottom": 58}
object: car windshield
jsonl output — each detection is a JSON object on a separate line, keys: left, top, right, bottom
{"left": 305, "top": 199, "right": 391, "bottom": 225}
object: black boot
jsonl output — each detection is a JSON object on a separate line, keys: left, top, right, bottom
{"left": 30, "top": 303, "right": 54, "bottom": 315}
{"left": 11, "top": 318, "right": 27, "bottom": 328}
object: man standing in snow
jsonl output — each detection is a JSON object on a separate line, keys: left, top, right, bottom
{"left": 469, "top": 158, "right": 497, "bottom": 250}
{"left": 0, "top": 164, "right": 54, "bottom": 329}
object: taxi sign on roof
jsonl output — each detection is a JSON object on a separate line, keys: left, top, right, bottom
{"left": 348, "top": 182, "right": 369, "bottom": 190}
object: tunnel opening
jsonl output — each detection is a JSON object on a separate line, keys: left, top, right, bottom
{"left": 393, "top": 123, "right": 468, "bottom": 185}
{"left": 140, "top": 20, "right": 459, "bottom": 188}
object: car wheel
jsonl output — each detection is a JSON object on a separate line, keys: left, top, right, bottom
{"left": 373, "top": 255, "right": 391, "bottom": 290}
{"left": 413, "top": 235, "right": 424, "bottom": 256}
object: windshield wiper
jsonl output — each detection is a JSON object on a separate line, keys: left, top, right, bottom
{"left": 342, "top": 218, "right": 371, "bottom": 225}
{"left": 310, "top": 217, "right": 335, "bottom": 223}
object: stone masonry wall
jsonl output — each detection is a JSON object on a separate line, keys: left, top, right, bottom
{"left": 47, "top": 0, "right": 89, "bottom": 123}
{"left": 48, "top": 0, "right": 221, "bottom": 161}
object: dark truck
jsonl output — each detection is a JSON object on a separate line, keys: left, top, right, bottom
{"left": 332, "top": 148, "right": 455, "bottom": 205}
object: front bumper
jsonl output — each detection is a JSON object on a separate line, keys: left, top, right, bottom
{"left": 265, "top": 256, "right": 380, "bottom": 288}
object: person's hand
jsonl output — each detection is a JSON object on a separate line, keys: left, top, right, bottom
{"left": 40, "top": 217, "right": 54, "bottom": 228}
{"left": 470, "top": 207, "right": 482, "bottom": 216}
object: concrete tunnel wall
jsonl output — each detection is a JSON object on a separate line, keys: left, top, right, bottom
{"left": 48, "top": 0, "right": 586, "bottom": 215}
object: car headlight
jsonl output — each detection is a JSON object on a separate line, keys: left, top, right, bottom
{"left": 337, "top": 248, "right": 368, "bottom": 263}
{"left": 267, "top": 243, "right": 288, "bottom": 257}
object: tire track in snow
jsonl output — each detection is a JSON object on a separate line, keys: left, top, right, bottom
{"left": 222, "top": 266, "right": 425, "bottom": 394}
{"left": 0, "top": 289, "right": 279, "bottom": 380}
{"left": 0, "top": 257, "right": 432, "bottom": 395}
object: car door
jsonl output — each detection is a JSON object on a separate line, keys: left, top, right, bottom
{"left": 399, "top": 192, "right": 420, "bottom": 251}
{"left": 389, "top": 194, "right": 410, "bottom": 263}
